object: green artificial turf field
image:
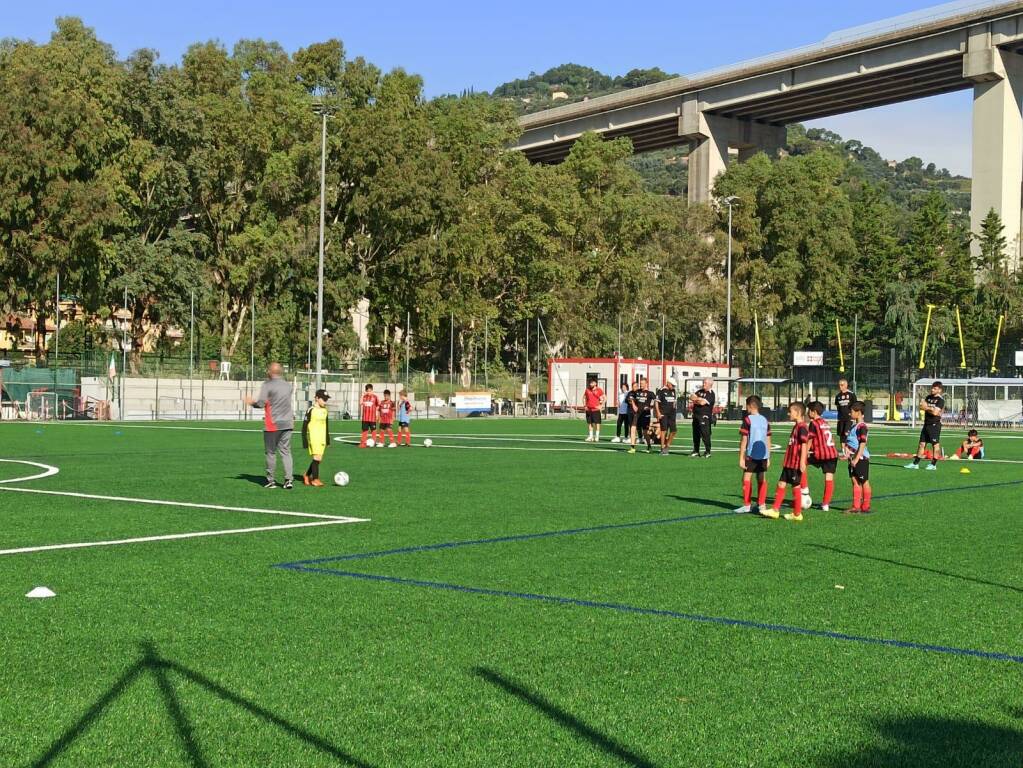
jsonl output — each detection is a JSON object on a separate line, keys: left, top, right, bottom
{"left": 1, "top": 417, "right": 1021, "bottom": 767}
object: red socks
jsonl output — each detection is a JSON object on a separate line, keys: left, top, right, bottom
{"left": 823, "top": 479, "right": 834, "bottom": 506}
{"left": 743, "top": 479, "right": 752, "bottom": 506}
{"left": 852, "top": 485, "right": 862, "bottom": 510}
{"left": 862, "top": 486, "right": 872, "bottom": 510}
{"left": 360, "top": 430, "right": 368, "bottom": 447}
{"left": 758, "top": 481, "right": 768, "bottom": 507}
{"left": 772, "top": 486, "right": 786, "bottom": 511}
{"left": 800, "top": 474, "right": 808, "bottom": 491}
{"left": 791, "top": 486, "right": 801, "bottom": 511}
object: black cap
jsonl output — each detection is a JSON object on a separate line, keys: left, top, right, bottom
{"left": 315, "top": 389, "right": 330, "bottom": 401}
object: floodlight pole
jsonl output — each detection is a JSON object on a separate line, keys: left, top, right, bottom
{"left": 54, "top": 273, "right": 60, "bottom": 368}
{"left": 315, "top": 107, "right": 328, "bottom": 389}
{"left": 723, "top": 196, "right": 738, "bottom": 409}
{"left": 121, "top": 286, "right": 128, "bottom": 419}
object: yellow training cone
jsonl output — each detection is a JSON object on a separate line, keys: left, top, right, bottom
{"left": 960, "top": 467, "right": 971, "bottom": 475}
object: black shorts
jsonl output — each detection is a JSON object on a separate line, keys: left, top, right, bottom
{"left": 586, "top": 410, "right": 602, "bottom": 425}
{"left": 660, "top": 416, "right": 677, "bottom": 433}
{"left": 810, "top": 458, "right": 838, "bottom": 475}
{"left": 361, "top": 420, "right": 377, "bottom": 431}
{"left": 919, "top": 423, "right": 942, "bottom": 445}
{"left": 848, "top": 458, "right": 870, "bottom": 482}
{"left": 837, "top": 419, "right": 853, "bottom": 440}
{"left": 743, "top": 458, "right": 768, "bottom": 474}
{"left": 780, "top": 467, "right": 803, "bottom": 486}
{"left": 631, "top": 412, "right": 650, "bottom": 430}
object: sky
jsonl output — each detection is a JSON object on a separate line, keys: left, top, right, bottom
{"left": 5, "top": 0, "right": 975, "bottom": 175}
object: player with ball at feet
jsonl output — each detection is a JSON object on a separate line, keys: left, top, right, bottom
{"left": 302, "top": 389, "right": 331, "bottom": 487}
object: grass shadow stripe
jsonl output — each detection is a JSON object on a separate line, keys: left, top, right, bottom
{"left": 277, "top": 565, "right": 1023, "bottom": 665}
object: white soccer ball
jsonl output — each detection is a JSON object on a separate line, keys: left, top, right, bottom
{"left": 366, "top": 438, "right": 375, "bottom": 448}
{"left": 333, "top": 471, "right": 350, "bottom": 487}
{"left": 802, "top": 490, "right": 813, "bottom": 509}
{"left": 423, "top": 438, "right": 433, "bottom": 447}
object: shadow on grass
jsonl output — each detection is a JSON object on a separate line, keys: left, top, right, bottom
{"left": 666, "top": 495, "right": 740, "bottom": 512}
{"left": 30, "top": 641, "right": 375, "bottom": 768}
{"left": 233, "top": 473, "right": 269, "bottom": 486}
{"left": 813, "top": 714, "right": 1023, "bottom": 768}
{"left": 475, "top": 667, "right": 658, "bottom": 768}
{"left": 807, "top": 543, "right": 1023, "bottom": 594}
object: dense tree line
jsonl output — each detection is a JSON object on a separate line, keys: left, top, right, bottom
{"left": 1, "top": 21, "right": 1019, "bottom": 382}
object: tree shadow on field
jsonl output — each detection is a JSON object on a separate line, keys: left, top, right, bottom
{"left": 812, "top": 714, "right": 1023, "bottom": 768}
{"left": 233, "top": 473, "right": 269, "bottom": 486}
{"left": 806, "top": 543, "right": 1023, "bottom": 595}
{"left": 474, "top": 667, "right": 659, "bottom": 768}
{"left": 666, "top": 495, "right": 740, "bottom": 512}
{"left": 29, "top": 641, "right": 376, "bottom": 768}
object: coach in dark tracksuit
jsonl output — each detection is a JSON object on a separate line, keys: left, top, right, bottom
{"left": 243, "top": 362, "right": 295, "bottom": 489}
{"left": 689, "top": 378, "right": 715, "bottom": 457}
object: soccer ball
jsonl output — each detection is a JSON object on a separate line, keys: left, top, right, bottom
{"left": 333, "top": 471, "right": 350, "bottom": 487}
{"left": 423, "top": 438, "right": 433, "bottom": 447}
{"left": 801, "top": 489, "right": 813, "bottom": 510}
{"left": 366, "top": 438, "right": 375, "bottom": 448}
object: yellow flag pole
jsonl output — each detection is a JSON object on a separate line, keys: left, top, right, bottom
{"left": 754, "top": 311, "right": 762, "bottom": 358}
{"left": 835, "top": 318, "right": 845, "bottom": 373}
{"left": 990, "top": 314, "right": 1005, "bottom": 374}
{"left": 918, "top": 304, "right": 936, "bottom": 370}
{"left": 955, "top": 306, "right": 967, "bottom": 370}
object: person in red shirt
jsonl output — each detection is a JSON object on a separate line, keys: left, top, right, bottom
{"left": 805, "top": 401, "right": 839, "bottom": 511}
{"left": 582, "top": 379, "right": 606, "bottom": 442}
{"left": 377, "top": 389, "right": 397, "bottom": 447}
{"left": 359, "top": 384, "right": 379, "bottom": 448}
{"left": 762, "top": 402, "right": 809, "bottom": 522}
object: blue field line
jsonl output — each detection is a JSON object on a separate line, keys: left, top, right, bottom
{"left": 279, "top": 510, "right": 735, "bottom": 567}
{"left": 276, "top": 564, "right": 1023, "bottom": 665}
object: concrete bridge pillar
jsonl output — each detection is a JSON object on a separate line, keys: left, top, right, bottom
{"left": 966, "top": 35, "right": 1023, "bottom": 270}
{"left": 681, "top": 96, "right": 786, "bottom": 205}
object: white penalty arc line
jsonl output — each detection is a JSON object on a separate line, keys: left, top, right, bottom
{"left": 0, "top": 459, "right": 61, "bottom": 484}
{"left": 0, "top": 486, "right": 365, "bottom": 522}
{"left": 0, "top": 519, "right": 358, "bottom": 556}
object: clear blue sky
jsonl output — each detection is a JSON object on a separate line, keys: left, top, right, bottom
{"left": 6, "top": 0, "right": 973, "bottom": 174}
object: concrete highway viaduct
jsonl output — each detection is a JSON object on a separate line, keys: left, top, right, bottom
{"left": 513, "top": 1, "right": 1023, "bottom": 267}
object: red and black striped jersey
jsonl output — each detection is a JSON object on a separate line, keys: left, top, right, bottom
{"left": 360, "top": 394, "right": 379, "bottom": 422}
{"left": 807, "top": 417, "right": 838, "bottom": 461}
{"left": 378, "top": 399, "right": 395, "bottom": 424}
{"left": 783, "top": 423, "right": 809, "bottom": 469}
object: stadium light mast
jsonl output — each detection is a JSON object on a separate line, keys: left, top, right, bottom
{"left": 314, "top": 105, "right": 330, "bottom": 389}
{"left": 723, "top": 196, "right": 739, "bottom": 386}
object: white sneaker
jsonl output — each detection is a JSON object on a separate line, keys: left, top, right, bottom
{"left": 388, "top": 442, "right": 397, "bottom": 448}
{"left": 584, "top": 436, "right": 593, "bottom": 442}
{"left": 610, "top": 437, "right": 621, "bottom": 443}
{"left": 376, "top": 442, "right": 384, "bottom": 448}
{"left": 734, "top": 505, "right": 751, "bottom": 514}
{"left": 820, "top": 504, "right": 830, "bottom": 512}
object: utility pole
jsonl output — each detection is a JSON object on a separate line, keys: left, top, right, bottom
{"left": 315, "top": 108, "right": 328, "bottom": 389}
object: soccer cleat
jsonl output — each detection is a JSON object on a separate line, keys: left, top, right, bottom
{"left": 689, "top": 452, "right": 700, "bottom": 458}
{"left": 925, "top": 464, "right": 937, "bottom": 471}
{"left": 703, "top": 452, "right": 712, "bottom": 458}
{"left": 302, "top": 475, "right": 311, "bottom": 486}
{"left": 842, "top": 507, "right": 862, "bottom": 515}
{"left": 388, "top": 442, "right": 397, "bottom": 448}
{"left": 760, "top": 507, "right": 780, "bottom": 519}
{"left": 310, "top": 479, "right": 324, "bottom": 487}
{"left": 734, "top": 505, "right": 751, "bottom": 514}
{"left": 376, "top": 442, "right": 384, "bottom": 448}
{"left": 610, "top": 437, "right": 621, "bottom": 443}
{"left": 263, "top": 480, "right": 278, "bottom": 489}
{"left": 904, "top": 463, "right": 919, "bottom": 469}
{"left": 750, "top": 504, "right": 760, "bottom": 516}
{"left": 627, "top": 447, "right": 637, "bottom": 454}
{"left": 820, "top": 504, "right": 830, "bottom": 512}
{"left": 282, "top": 480, "right": 294, "bottom": 490}
{"left": 783, "top": 513, "right": 804, "bottom": 522}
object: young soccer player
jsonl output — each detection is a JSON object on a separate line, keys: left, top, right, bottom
{"left": 583, "top": 379, "right": 606, "bottom": 442}
{"left": 735, "top": 395, "right": 770, "bottom": 514}
{"left": 845, "top": 402, "right": 872, "bottom": 514}
{"left": 627, "top": 378, "right": 655, "bottom": 454}
{"left": 654, "top": 379, "right": 679, "bottom": 455}
{"left": 806, "top": 401, "right": 839, "bottom": 511}
{"left": 397, "top": 390, "right": 413, "bottom": 446}
{"left": 906, "top": 381, "right": 944, "bottom": 470}
{"left": 762, "top": 402, "right": 809, "bottom": 522}
{"left": 301, "top": 389, "right": 330, "bottom": 487}
{"left": 359, "top": 384, "right": 379, "bottom": 448}
{"left": 377, "top": 389, "right": 396, "bottom": 447}
{"left": 834, "top": 378, "right": 856, "bottom": 455}
{"left": 952, "top": 429, "right": 985, "bottom": 460}
{"left": 612, "top": 383, "right": 630, "bottom": 443}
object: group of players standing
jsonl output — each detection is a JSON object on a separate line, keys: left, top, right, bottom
{"left": 582, "top": 377, "right": 716, "bottom": 456}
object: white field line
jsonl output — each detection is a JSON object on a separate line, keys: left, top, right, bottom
{"left": 333, "top": 433, "right": 747, "bottom": 446}
{"left": 330, "top": 436, "right": 765, "bottom": 454}
{"left": 0, "top": 459, "right": 60, "bottom": 484}
{"left": 0, "top": 519, "right": 357, "bottom": 556}
{"left": 0, "top": 486, "right": 363, "bottom": 521}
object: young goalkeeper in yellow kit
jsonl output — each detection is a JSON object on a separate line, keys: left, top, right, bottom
{"left": 302, "top": 389, "right": 331, "bottom": 487}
